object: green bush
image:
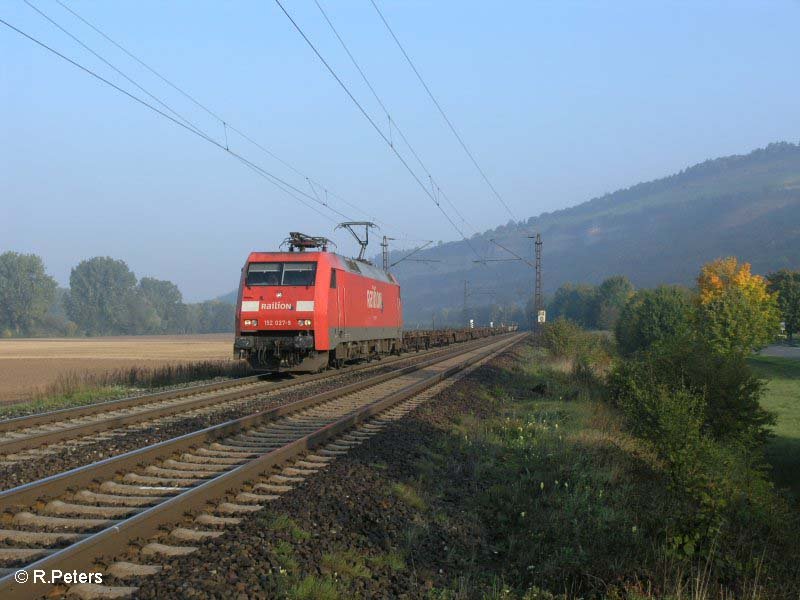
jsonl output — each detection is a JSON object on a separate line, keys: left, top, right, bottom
{"left": 612, "top": 365, "right": 797, "bottom": 585}
{"left": 607, "top": 337, "right": 798, "bottom": 591}
{"left": 540, "top": 318, "right": 585, "bottom": 358}
{"left": 542, "top": 320, "right": 614, "bottom": 392}
{"left": 608, "top": 337, "right": 773, "bottom": 445}
{"left": 614, "top": 285, "right": 693, "bottom": 356}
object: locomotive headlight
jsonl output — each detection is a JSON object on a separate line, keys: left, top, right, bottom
{"left": 244, "top": 319, "right": 258, "bottom": 326}
{"left": 305, "top": 319, "right": 312, "bottom": 326}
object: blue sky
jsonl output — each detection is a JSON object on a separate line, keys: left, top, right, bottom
{"left": 2, "top": 0, "right": 799, "bottom": 300}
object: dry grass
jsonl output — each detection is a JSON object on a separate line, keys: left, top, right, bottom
{"left": 0, "top": 334, "right": 232, "bottom": 403}
{"left": 34, "top": 361, "right": 251, "bottom": 398}
{"left": 0, "top": 359, "right": 252, "bottom": 418}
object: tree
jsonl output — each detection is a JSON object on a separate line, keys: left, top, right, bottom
{"left": 65, "top": 257, "right": 138, "bottom": 335}
{"left": 766, "top": 269, "right": 800, "bottom": 341}
{"left": 615, "top": 285, "right": 693, "bottom": 356}
{"left": 695, "top": 257, "right": 780, "bottom": 357}
{"left": 187, "top": 301, "right": 234, "bottom": 333}
{"left": 592, "top": 275, "right": 634, "bottom": 330}
{"left": 0, "top": 252, "right": 57, "bottom": 335}
{"left": 124, "top": 291, "right": 161, "bottom": 335}
{"left": 138, "top": 277, "right": 188, "bottom": 333}
{"left": 547, "top": 283, "right": 597, "bottom": 327}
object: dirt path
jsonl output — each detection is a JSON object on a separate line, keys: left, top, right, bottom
{"left": 759, "top": 344, "right": 800, "bottom": 360}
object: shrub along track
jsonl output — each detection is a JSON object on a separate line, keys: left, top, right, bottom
{"left": 0, "top": 341, "right": 495, "bottom": 489}
{"left": 0, "top": 333, "right": 524, "bottom": 599}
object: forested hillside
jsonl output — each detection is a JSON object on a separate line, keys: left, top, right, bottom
{"left": 384, "top": 142, "right": 800, "bottom": 323}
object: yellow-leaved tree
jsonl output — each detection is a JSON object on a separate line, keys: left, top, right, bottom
{"left": 695, "top": 257, "right": 780, "bottom": 357}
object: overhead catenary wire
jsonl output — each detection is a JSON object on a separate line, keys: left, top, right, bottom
{"left": 9, "top": 2, "right": 478, "bottom": 261}
{"left": 11, "top": 4, "right": 353, "bottom": 223}
{"left": 368, "top": 0, "right": 518, "bottom": 223}
{"left": 389, "top": 240, "right": 433, "bottom": 267}
{"left": 0, "top": 15, "right": 344, "bottom": 223}
{"left": 273, "top": 0, "right": 482, "bottom": 261}
{"left": 24, "top": 0, "right": 211, "bottom": 142}
{"left": 238, "top": 156, "right": 339, "bottom": 223}
{"left": 50, "top": 0, "right": 384, "bottom": 227}
{"left": 489, "top": 238, "right": 535, "bottom": 268}
{"left": 312, "top": 0, "right": 478, "bottom": 236}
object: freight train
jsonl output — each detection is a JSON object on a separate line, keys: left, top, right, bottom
{"left": 233, "top": 232, "right": 515, "bottom": 372}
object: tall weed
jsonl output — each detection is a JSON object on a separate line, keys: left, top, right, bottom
{"left": 34, "top": 360, "right": 252, "bottom": 401}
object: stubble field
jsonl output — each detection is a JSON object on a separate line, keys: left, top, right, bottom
{"left": 0, "top": 334, "right": 233, "bottom": 403}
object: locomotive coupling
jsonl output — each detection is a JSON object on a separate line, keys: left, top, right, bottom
{"left": 233, "top": 336, "right": 255, "bottom": 349}
{"left": 234, "top": 335, "right": 315, "bottom": 351}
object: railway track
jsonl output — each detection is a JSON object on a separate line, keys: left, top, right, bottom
{"left": 0, "top": 332, "right": 524, "bottom": 599}
{"left": 0, "top": 339, "right": 495, "bottom": 463}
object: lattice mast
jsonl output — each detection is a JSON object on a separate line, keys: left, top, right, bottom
{"left": 534, "top": 233, "right": 543, "bottom": 334}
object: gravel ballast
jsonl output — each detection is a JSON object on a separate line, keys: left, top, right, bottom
{"left": 132, "top": 343, "right": 527, "bottom": 599}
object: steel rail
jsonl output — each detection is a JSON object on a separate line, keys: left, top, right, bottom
{"left": 0, "top": 376, "right": 261, "bottom": 434}
{"left": 0, "top": 333, "right": 524, "bottom": 599}
{"left": 0, "top": 337, "right": 493, "bottom": 456}
{"left": 0, "top": 333, "right": 519, "bottom": 510}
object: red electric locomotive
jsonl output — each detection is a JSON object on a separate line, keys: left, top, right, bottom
{"left": 233, "top": 232, "right": 403, "bottom": 372}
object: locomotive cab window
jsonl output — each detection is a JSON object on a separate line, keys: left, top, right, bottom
{"left": 282, "top": 262, "right": 316, "bottom": 286}
{"left": 246, "top": 263, "right": 281, "bottom": 286}
{"left": 246, "top": 262, "right": 316, "bottom": 286}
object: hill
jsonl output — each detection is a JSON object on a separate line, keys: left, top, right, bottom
{"left": 388, "top": 141, "right": 800, "bottom": 323}
{"left": 215, "top": 142, "right": 800, "bottom": 326}
{"left": 214, "top": 290, "right": 238, "bottom": 305}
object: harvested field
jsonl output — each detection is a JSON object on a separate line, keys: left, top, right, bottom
{"left": 0, "top": 334, "right": 232, "bottom": 403}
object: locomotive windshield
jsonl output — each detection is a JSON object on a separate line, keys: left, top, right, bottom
{"left": 246, "top": 262, "right": 316, "bottom": 286}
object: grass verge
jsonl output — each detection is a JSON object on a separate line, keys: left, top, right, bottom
{"left": 0, "top": 360, "right": 251, "bottom": 419}
{"left": 749, "top": 354, "right": 800, "bottom": 501}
